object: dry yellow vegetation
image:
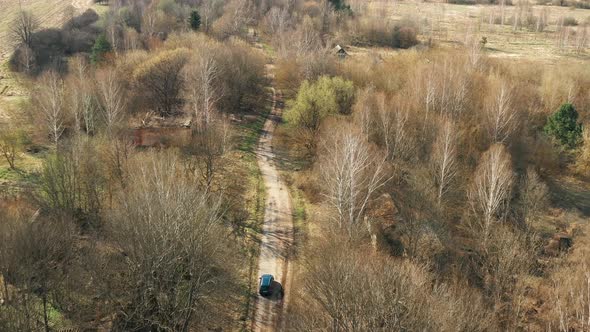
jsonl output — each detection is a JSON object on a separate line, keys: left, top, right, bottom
{"left": 364, "top": 0, "right": 590, "bottom": 62}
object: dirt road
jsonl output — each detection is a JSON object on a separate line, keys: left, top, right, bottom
{"left": 252, "top": 88, "right": 293, "bottom": 331}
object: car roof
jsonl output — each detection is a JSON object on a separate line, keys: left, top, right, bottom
{"left": 260, "top": 274, "right": 273, "bottom": 285}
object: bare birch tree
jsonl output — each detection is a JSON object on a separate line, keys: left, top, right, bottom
{"left": 185, "top": 54, "right": 222, "bottom": 127}
{"left": 468, "top": 144, "right": 514, "bottom": 241}
{"left": 67, "top": 56, "right": 97, "bottom": 135}
{"left": 96, "top": 69, "right": 126, "bottom": 133}
{"left": 485, "top": 81, "right": 517, "bottom": 144}
{"left": 375, "top": 94, "right": 411, "bottom": 160}
{"left": 320, "top": 124, "right": 391, "bottom": 236}
{"left": 431, "top": 118, "right": 458, "bottom": 206}
{"left": 422, "top": 62, "right": 468, "bottom": 120}
{"left": 35, "top": 71, "right": 65, "bottom": 146}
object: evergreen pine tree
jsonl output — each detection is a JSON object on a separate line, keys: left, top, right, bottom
{"left": 189, "top": 10, "right": 201, "bottom": 31}
{"left": 544, "top": 103, "right": 583, "bottom": 148}
{"left": 91, "top": 34, "right": 112, "bottom": 64}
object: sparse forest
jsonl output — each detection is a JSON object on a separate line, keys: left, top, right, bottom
{"left": 0, "top": 0, "right": 589, "bottom": 331}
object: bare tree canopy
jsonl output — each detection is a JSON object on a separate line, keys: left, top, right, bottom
{"left": 108, "top": 151, "right": 240, "bottom": 331}
{"left": 133, "top": 48, "right": 189, "bottom": 117}
{"left": 96, "top": 68, "right": 126, "bottom": 132}
{"left": 468, "top": 144, "right": 514, "bottom": 240}
{"left": 320, "top": 122, "right": 391, "bottom": 235}
{"left": 9, "top": 10, "right": 40, "bottom": 48}
{"left": 432, "top": 118, "right": 458, "bottom": 205}
{"left": 485, "top": 81, "right": 518, "bottom": 144}
{"left": 35, "top": 71, "right": 66, "bottom": 146}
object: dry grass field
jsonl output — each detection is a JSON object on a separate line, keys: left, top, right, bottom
{"left": 0, "top": 0, "right": 97, "bottom": 122}
{"left": 364, "top": 0, "right": 590, "bottom": 61}
{"left": 0, "top": 0, "right": 96, "bottom": 59}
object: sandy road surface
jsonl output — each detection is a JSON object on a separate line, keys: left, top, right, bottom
{"left": 252, "top": 88, "right": 294, "bottom": 332}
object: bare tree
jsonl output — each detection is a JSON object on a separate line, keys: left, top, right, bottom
{"left": 519, "top": 167, "right": 549, "bottom": 228}
{"left": 96, "top": 68, "right": 126, "bottom": 133}
{"left": 468, "top": 144, "right": 514, "bottom": 241}
{"left": 133, "top": 49, "right": 189, "bottom": 117}
{"left": 105, "top": 12, "right": 122, "bottom": 55}
{"left": 290, "top": 236, "right": 494, "bottom": 331}
{"left": 352, "top": 86, "right": 375, "bottom": 139}
{"left": 35, "top": 71, "right": 65, "bottom": 146}
{"left": 375, "top": 94, "right": 411, "bottom": 160}
{"left": 67, "top": 56, "right": 97, "bottom": 135}
{"left": 485, "top": 81, "right": 517, "bottom": 144}
{"left": 431, "top": 118, "right": 458, "bottom": 206}
{"left": 467, "top": 37, "right": 483, "bottom": 70}
{"left": 479, "top": 225, "right": 537, "bottom": 319}
{"left": 551, "top": 260, "right": 590, "bottom": 331}
{"left": 184, "top": 115, "right": 232, "bottom": 191}
{"left": 213, "top": 0, "right": 255, "bottom": 37}
{"left": 15, "top": 45, "right": 35, "bottom": 73}
{"left": 264, "top": 6, "right": 289, "bottom": 35}
{"left": 422, "top": 61, "right": 469, "bottom": 120}
{"left": 320, "top": 123, "right": 391, "bottom": 235}
{"left": 108, "top": 151, "right": 240, "bottom": 331}
{"left": 0, "top": 127, "right": 22, "bottom": 170}
{"left": 0, "top": 211, "right": 75, "bottom": 332}
{"left": 9, "top": 10, "right": 39, "bottom": 48}
{"left": 185, "top": 54, "right": 222, "bottom": 127}
{"left": 141, "top": 4, "right": 158, "bottom": 37}
{"left": 200, "top": 0, "right": 223, "bottom": 33}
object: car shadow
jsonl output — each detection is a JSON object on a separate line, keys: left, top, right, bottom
{"left": 262, "top": 281, "right": 284, "bottom": 301}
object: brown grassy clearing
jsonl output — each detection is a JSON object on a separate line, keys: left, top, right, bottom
{"left": 365, "top": 0, "right": 590, "bottom": 62}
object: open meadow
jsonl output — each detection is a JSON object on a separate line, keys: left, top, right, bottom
{"left": 359, "top": 0, "right": 590, "bottom": 61}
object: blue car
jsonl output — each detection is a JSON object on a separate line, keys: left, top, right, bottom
{"left": 259, "top": 274, "right": 274, "bottom": 296}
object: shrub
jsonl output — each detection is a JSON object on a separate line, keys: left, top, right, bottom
{"left": 353, "top": 19, "right": 419, "bottom": 49}
{"left": 286, "top": 76, "right": 355, "bottom": 129}
{"left": 544, "top": 103, "right": 583, "bottom": 149}
{"left": 329, "top": 0, "right": 353, "bottom": 14}
{"left": 393, "top": 26, "right": 419, "bottom": 49}
{"left": 90, "top": 34, "right": 112, "bottom": 64}
{"left": 562, "top": 16, "right": 579, "bottom": 26}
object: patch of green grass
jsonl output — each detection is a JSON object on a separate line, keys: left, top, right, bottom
{"left": 91, "top": 3, "right": 110, "bottom": 16}
{"left": 0, "top": 166, "right": 38, "bottom": 183}
{"left": 236, "top": 93, "right": 272, "bottom": 156}
{"left": 260, "top": 43, "right": 277, "bottom": 58}
{"left": 288, "top": 183, "right": 309, "bottom": 252}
